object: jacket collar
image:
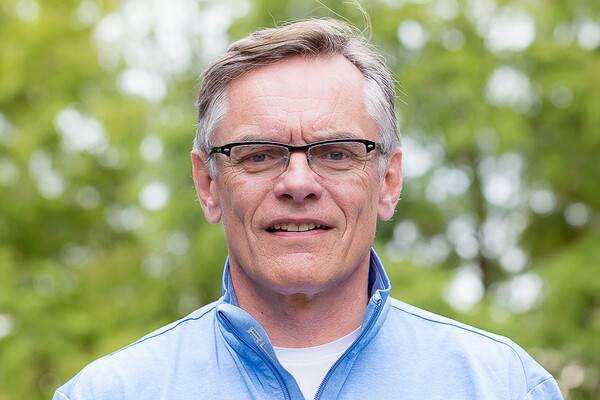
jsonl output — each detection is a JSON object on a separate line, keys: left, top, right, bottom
{"left": 216, "top": 248, "right": 392, "bottom": 397}
{"left": 217, "top": 248, "right": 391, "bottom": 356}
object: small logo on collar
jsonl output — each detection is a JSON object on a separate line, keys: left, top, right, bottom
{"left": 247, "top": 326, "right": 277, "bottom": 362}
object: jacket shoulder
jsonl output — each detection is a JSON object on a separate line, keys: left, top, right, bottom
{"left": 387, "top": 297, "right": 514, "bottom": 344}
{"left": 55, "top": 301, "right": 220, "bottom": 399}
{"left": 382, "top": 297, "right": 560, "bottom": 398}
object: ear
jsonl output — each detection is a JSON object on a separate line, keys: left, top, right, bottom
{"left": 377, "top": 149, "right": 403, "bottom": 221}
{"left": 191, "top": 149, "right": 222, "bottom": 224}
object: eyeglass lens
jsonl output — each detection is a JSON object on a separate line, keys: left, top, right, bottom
{"left": 228, "top": 142, "right": 369, "bottom": 177}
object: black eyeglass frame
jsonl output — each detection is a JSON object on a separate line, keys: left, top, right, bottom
{"left": 208, "top": 138, "right": 384, "bottom": 177}
{"left": 209, "top": 138, "right": 384, "bottom": 157}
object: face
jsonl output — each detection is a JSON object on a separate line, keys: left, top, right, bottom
{"left": 193, "top": 55, "right": 402, "bottom": 298}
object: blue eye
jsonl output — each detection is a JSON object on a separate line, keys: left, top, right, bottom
{"left": 328, "top": 151, "right": 345, "bottom": 161}
{"left": 251, "top": 154, "right": 267, "bottom": 162}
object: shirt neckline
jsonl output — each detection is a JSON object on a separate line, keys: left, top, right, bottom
{"left": 273, "top": 326, "right": 361, "bottom": 363}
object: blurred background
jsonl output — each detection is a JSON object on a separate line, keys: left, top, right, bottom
{"left": 1, "top": 0, "right": 599, "bottom": 398}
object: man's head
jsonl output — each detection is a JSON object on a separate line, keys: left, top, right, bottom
{"left": 191, "top": 19, "right": 402, "bottom": 300}
{"left": 193, "top": 19, "right": 400, "bottom": 178}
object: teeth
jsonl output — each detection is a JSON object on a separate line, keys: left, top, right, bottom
{"left": 271, "top": 222, "right": 323, "bottom": 232}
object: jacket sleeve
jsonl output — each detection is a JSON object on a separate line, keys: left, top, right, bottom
{"left": 52, "top": 390, "right": 70, "bottom": 400}
{"left": 523, "top": 377, "right": 563, "bottom": 400}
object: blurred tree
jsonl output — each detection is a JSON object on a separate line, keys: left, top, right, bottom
{"left": 0, "top": 0, "right": 598, "bottom": 399}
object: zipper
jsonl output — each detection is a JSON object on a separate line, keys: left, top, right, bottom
{"left": 313, "top": 298, "right": 383, "bottom": 400}
{"left": 218, "top": 311, "right": 292, "bottom": 400}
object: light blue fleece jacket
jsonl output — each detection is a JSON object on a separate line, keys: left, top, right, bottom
{"left": 53, "top": 249, "right": 562, "bottom": 399}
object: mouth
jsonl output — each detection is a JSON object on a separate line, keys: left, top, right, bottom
{"left": 266, "top": 222, "right": 331, "bottom": 233}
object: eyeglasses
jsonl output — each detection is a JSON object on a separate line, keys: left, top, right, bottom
{"left": 209, "top": 138, "right": 383, "bottom": 178}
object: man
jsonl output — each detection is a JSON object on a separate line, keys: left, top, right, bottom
{"left": 54, "top": 19, "right": 562, "bottom": 399}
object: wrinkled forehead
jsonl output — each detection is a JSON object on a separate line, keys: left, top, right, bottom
{"left": 216, "top": 55, "right": 374, "bottom": 144}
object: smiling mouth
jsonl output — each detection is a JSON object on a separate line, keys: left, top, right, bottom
{"left": 267, "top": 222, "right": 331, "bottom": 232}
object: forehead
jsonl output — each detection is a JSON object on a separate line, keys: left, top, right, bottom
{"left": 231, "top": 54, "right": 364, "bottom": 97}
{"left": 217, "top": 55, "right": 376, "bottom": 144}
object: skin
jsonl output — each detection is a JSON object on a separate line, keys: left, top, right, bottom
{"left": 192, "top": 54, "right": 402, "bottom": 347}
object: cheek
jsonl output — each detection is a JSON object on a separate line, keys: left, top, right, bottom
{"left": 220, "top": 177, "right": 271, "bottom": 223}
{"left": 330, "top": 175, "right": 380, "bottom": 213}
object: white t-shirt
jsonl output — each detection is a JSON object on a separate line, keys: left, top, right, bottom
{"left": 273, "top": 327, "right": 361, "bottom": 400}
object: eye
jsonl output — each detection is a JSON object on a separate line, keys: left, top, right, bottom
{"left": 327, "top": 151, "right": 347, "bottom": 161}
{"left": 232, "top": 145, "right": 286, "bottom": 169}
{"left": 250, "top": 153, "right": 268, "bottom": 163}
{"left": 314, "top": 145, "right": 355, "bottom": 162}
{"left": 236, "top": 147, "right": 278, "bottom": 164}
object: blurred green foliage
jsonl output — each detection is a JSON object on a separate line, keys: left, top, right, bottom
{"left": 1, "top": 0, "right": 599, "bottom": 399}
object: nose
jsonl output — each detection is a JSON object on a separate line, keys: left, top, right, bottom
{"left": 273, "top": 151, "right": 322, "bottom": 202}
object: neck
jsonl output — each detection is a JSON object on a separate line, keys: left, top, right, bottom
{"left": 229, "top": 260, "right": 370, "bottom": 348}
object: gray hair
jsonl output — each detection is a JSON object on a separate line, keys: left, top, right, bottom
{"left": 194, "top": 18, "right": 400, "bottom": 177}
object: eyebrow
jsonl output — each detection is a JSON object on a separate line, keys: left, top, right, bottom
{"left": 236, "top": 131, "right": 360, "bottom": 143}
